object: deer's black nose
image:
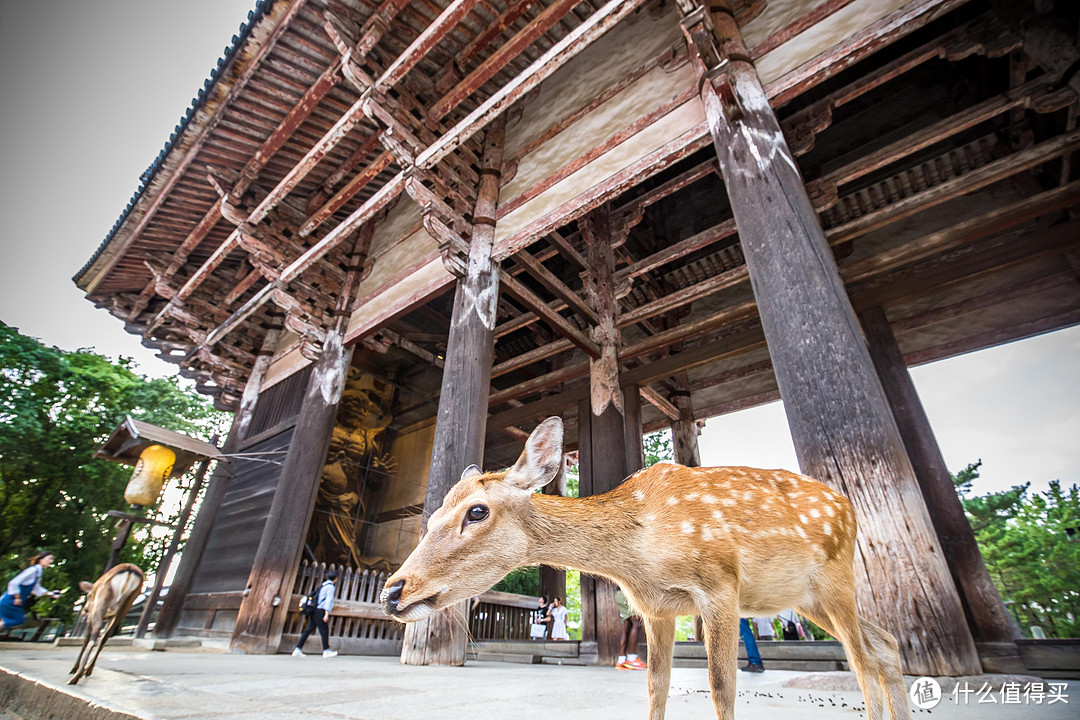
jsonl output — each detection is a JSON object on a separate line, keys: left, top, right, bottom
{"left": 383, "top": 579, "right": 404, "bottom": 614}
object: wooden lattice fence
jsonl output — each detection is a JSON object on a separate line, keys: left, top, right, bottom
{"left": 281, "top": 560, "right": 403, "bottom": 655}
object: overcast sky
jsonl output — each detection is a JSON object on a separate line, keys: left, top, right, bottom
{"left": 1, "top": 1, "right": 1076, "bottom": 499}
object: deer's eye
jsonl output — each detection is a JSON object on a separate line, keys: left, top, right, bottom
{"left": 465, "top": 504, "right": 489, "bottom": 525}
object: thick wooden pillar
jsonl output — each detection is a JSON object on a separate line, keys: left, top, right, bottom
{"left": 231, "top": 230, "right": 370, "bottom": 654}
{"left": 576, "top": 205, "right": 628, "bottom": 666}
{"left": 623, "top": 383, "right": 645, "bottom": 474}
{"left": 155, "top": 323, "right": 281, "bottom": 638}
{"left": 670, "top": 374, "right": 701, "bottom": 467}
{"left": 682, "top": 3, "right": 980, "bottom": 675}
{"left": 400, "top": 120, "right": 505, "bottom": 666}
{"left": 860, "top": 307, "right": 1018, "bottom": 648}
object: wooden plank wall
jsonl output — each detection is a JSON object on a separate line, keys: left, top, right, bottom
{"left": 175, "top": 367, "right": 311, "bottom": 634}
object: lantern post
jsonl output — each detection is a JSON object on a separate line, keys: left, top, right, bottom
{"left": 93, "top": 417, "right": 221, "bottom": 633}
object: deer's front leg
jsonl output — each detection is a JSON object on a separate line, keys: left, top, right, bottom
{"left": 701, "top": 602, "right": 740, "bottom": 720}
{"left": 642, "top": 615, "right": 675, "bottom": 720}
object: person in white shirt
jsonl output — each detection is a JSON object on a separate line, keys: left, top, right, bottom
{"left": 292, "top": 569, "right": 339, "bottom": 657}
{"left": 549, "top": 596, "right": 569, "bottom": 641}
{"left": 0, "top": 551, "right": 61, "bottom": 631}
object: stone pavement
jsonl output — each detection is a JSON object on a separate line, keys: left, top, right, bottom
{"left": 0, "top": 642, "right": 1076, "bottom": 720}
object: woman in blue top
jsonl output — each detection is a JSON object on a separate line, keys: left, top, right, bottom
{"left": 0, "top": 551, "right": 62, "bottom": 632}
{"left": 292, "top": 568, "right": 338, "bottom": 658}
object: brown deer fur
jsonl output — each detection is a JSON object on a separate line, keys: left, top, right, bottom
{"left": 68, "top": 563, "right": 144, "bottom": 685}
{"left": 383, "top": 417, "right": 909, "bottom": 720}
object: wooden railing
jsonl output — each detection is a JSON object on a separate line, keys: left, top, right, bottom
{"left": 283, "top": 560, "right": 403, "bottom": 655}
{"left": 468, "top": 590, "right": 540, "bottom": 641}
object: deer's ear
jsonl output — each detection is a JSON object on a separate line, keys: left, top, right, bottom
{"left": 460, "top": 464, "right": 482, "bottom": 482}
{"left": 79, "top": 581, "right": 93, "bottom": 594}
{"left": 505, "top": 417, "right": 563, "bottom": 492}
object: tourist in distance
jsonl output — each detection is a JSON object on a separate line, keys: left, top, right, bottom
{"left": 293, "top": 569, "right": 339, "bottom": 658}
{"left": 549, "top": 596, "right": 569, "bottom": 641}
{"left": 0, "top": 551, "right": 62, "bottom": 632}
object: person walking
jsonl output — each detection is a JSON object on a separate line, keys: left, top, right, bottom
{"left": 549, "top": 596, "right": 569, "bottom": 641}
{"left": 292, "top": 569, "right": 339, "bottom": 658}
{"left": 0, "top": 551, "right": 62, "bottom": 632}
{"left": 740, "top": 617, "right": 765, "bottom": 672}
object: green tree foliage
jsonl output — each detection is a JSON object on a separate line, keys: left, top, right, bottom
{"left": 0, "top": 322, "right": 226, "bottom": 621}
{"left": 644, "top": 429, "right": 674, "bottom": 467}
{"left": 492, "top": 566, "right": 540, "bottom": 596}
{"left": 953, "top": 461, "right": 1080, "bottom": 638}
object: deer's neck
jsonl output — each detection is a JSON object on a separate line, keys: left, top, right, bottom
{"left": 524, "top": 493, "right": 640, "bottom": 581}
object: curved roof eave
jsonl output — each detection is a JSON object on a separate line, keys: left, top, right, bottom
{"left": 72, "top": 0, "right": 275, "bottom": 292}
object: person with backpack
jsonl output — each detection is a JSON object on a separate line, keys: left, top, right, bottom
{"left": 292, "top": 569, "right": 338, "bottom": 658}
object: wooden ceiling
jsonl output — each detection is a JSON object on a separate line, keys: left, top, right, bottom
{"left": 75, "top": 0, "right": 1078, "bottom": 467}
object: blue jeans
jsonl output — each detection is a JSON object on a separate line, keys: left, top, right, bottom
{"left": 740, "top": 618, "right": 762, "bottom": 665}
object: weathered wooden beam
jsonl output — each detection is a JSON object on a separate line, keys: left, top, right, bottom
{"left": 822, "top": 76, "right": 1073, "bottom": 191}
{"left": 614, "top": 159, "right": 718, "bottom": 224}
{"left": 415, "top": 0, "right": 650, "bottom": 170}
{"left": 618, "top": 264, "right": 749, "bottom": 328}
{"left": 546, "top": 229, "right": 588, "bottom": 269}
{"left": 766, "top": 0, "right": 984, "bottom": 108}
{"left": 617, "top": 219, "right": 737, "bottom": 282}
{"left": 376, "top": 0, "right": 484, "bottom": 93}
{"left": 499, "top": 268, "right": 600, "bottom": 358}
{"left": 826, "top": 129, "right": 1080, "bottom": 245}
{"left": 491, "top": 338, "right": 574, "bottom": 379}
{"left": 428, "top": 0, "right": 582, "bottom": 122}
{"left": 448, "top": 0, "right": 532, "bottom": 74}
{"left": 513, "top": 249, "right": 599, "bottom": 324}
{"left": 300, "top": 144, "right": 392, "bottom": 236}
{"left": 639, "top": 384, "right": 680, "bottom": 420}
{"left": 222, "top": 266, "right": 264, "bottom": 306}
{"left": 842, "top": 178, "right": 1080, "bottom": 282}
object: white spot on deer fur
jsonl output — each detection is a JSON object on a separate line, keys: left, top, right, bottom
{"left": 799, "top": 514, "right": 808, "bottom": 524}
{"left": 632, "top": 489, "right": 645, "bottom": 502}
{"left": 722, "top": 498, "right": 736, "bottom": 506}
{"left": 685, "top": 492, "right": 700, "bottom": 501}
{"left": 796, "top": 526, "right": 808, "bottom": 539}
{"left": 824, "top": 505, "right": 835, "bottom": 517}
{"left": 702, "top": 525, "right": 714, "bottom": 541}
{"left": 824, "top": 522, "right": 832, "bottom": 535}
{"left": 807, "top": 496, "right": 818, "bottom": 503}
{"left": 644, "top": 514, "right": 656, "bottom": 523}
{"left": 667, "top": 497, "right": 679, "bottom": 506}
{"left": 681, "top": 521, "right": 695, "bottom": 534}
{"left": 702, "top": 494, "right": 718, "bottom": 504}
{"left": 742, "top": 491, "right": 753, "bottom": 501}
{"left": 712, "top": 510, "right": 725, "bottom": 521}
{"left": 810, "top": 509, "right": 821, "bottom": 518}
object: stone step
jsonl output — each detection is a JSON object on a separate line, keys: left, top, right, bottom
{"left": 470, "top": 640, "right": 579, "bottom": 658}
{"left": 469, "top": 652, "right": 540, "bottom": 664}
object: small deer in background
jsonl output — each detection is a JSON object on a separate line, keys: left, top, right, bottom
{"left": 69, "top": 563, "right": 144, "bottom": 685}
{"left": 383, "top": 417, "right": 908, "bottom": 720}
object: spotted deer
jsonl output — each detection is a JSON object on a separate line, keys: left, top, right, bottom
{"left": 68, "top": 563, "right": 144, "bottom": 685}
{"left": 383, "top": 417, "right": 908, "bottom": 720}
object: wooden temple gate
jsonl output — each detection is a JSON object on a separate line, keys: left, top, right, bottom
{"left": 76, "top": 0, "right": 1079, "bottom": 677}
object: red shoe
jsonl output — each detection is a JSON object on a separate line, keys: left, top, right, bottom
{"left": 616, "top": 660, "right": 634, "bottom": 670}
{"left": 624, "top": 658, "right": 647, "bottom": 670}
